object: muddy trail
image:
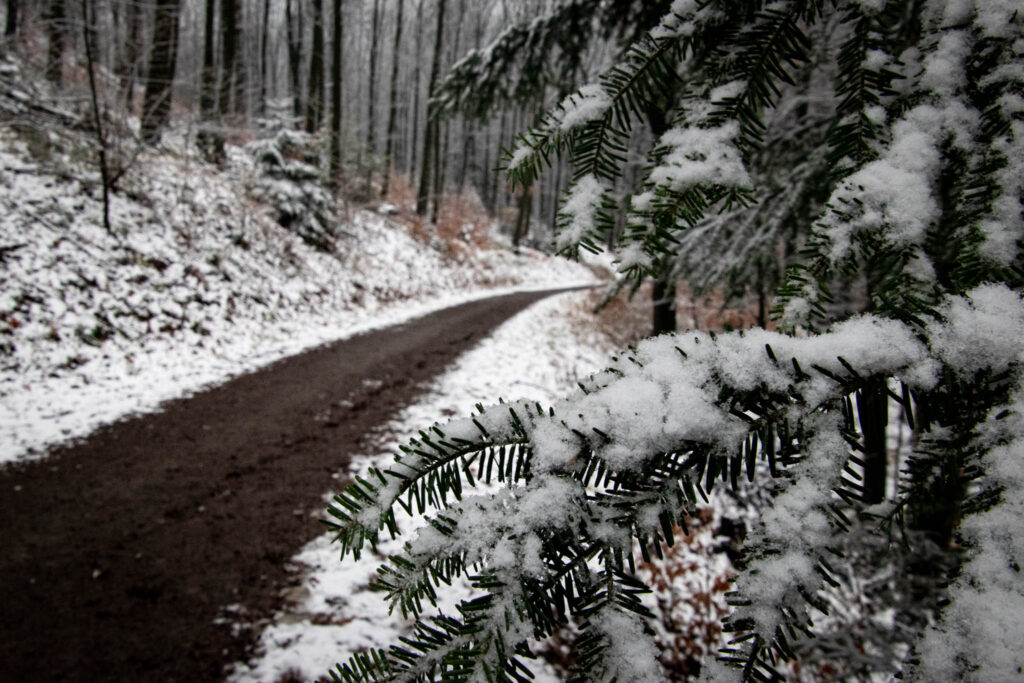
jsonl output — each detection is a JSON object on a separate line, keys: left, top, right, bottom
{"left": 0, "top": 289, "right": 569, "bottom": 682}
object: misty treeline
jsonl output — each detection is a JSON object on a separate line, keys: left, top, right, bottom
{"left": 0, "top": 0, "right": 596, "bottom": 245}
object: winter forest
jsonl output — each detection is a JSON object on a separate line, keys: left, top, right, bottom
{"left": 1, "top": 0, "right": 1022, "bottom": 681}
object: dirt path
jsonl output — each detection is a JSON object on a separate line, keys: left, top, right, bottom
{"left": 0, "top": 289, "right": 569, "bottom": 682}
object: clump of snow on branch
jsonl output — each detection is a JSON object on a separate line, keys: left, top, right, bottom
{"left": 556, "top": 174, "right": 608, "bottom": 252}
{"left": 558, "top": 84, "right": 612, "bottom": 131}
{"left": 927, "top": 285, "right": 1024, "bottom": 378}
{"left": 649, "top": 123, "right": 751, "bottom": 192}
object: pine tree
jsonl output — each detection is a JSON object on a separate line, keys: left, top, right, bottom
{"left": 326, "top": 1, "right": 1024, "bottom": 680}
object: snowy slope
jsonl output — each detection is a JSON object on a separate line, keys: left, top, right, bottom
{"left": 0, "top": 126, "right": 597, "bottom": 463}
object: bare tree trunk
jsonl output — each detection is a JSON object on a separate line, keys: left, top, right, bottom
{"left": 285, "top": 0, "right": 300, "bottom": 122}
{"left": 647, "top": 104, "right": 676, "bottom": 334}
{"left": 217, "top": 0, "right": 242, "bottom": 118}
{"left": 366, "top": 0, "right": 380, "bottom": 157}
{"left": 80, "top": 0, "right": 112, "bottom": 235}
{"left": 261, "top": 0, "right": 271, "bottom": 115}
{"left": 329, "top": 0, "right": 343, "bottom": 188}
{"left": 198, "top": 0, "right": 223, "bottom": 163}
{"left": 416, "top": 0, "right": 446, "bottom": 218}
{"left": 381, "top": 0, "right": 403, "bottom": 196}
{"left": 141, "top": 0, "right": 181, "bottom": 143}
{"left": 458, "top": 119, "right": 472, "bottom": 191}
{"left": 4, "top": 0, "right": 18, "bottom": 46}
{"left": 858, "top": 376, "right": 889, "bottom": 504}
{"left": 45, "top": 0, "right": 65, "bottom": 86}
{"left": 407, "top": 0, "right": 423, "bottom": 179}
{"left": 512, "top": 184, "right": 532, "bottom": 247}
{"left": 652, "top": 278, "right": 677, "bottom": 335}
{"left": 116, "top": 0, "right": 140, "bottom": 110}
{"left": 306, "top": 0, "right": 324, "bottom": 132}
{"left": 550, "top": 158, "right": 563, "bottom": 230}
{"left": 431, "top": 118, "right": 444, "bottom": 223}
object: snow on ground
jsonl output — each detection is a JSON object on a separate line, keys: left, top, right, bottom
{"left": 227, "top": 289, "right": 617, "bottom": 683}
{"left": 0, "top": 125, "right": 597, "bottom": 463}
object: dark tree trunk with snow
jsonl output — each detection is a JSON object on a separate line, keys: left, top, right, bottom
{"left": 140, "top": 0, "right": 181, "bottom": 143}
{"left": 416, "top": 0, "right": 446, "bottom": 218}
{"left": 382, "top": 0, "right": 404, "bottom": 197}
{"left": 329, "top": 0, "right": 343, "bottom": 188}
{"left": 306, "top": 0, "right": 325, "bottom": 133}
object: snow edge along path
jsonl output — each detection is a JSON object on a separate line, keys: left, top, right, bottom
{"left": 228, "top": 289, "right": 617, "bottom": 683}
{"left": 0, "top": 279, "right": 598, "bottom": 465}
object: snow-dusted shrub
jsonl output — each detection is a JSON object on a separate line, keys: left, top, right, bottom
{"left": 325, "top": 1, "right": 1023, "bottom": 680}
{"left": 246, "top": 129, "right": 346, "bottom": 252}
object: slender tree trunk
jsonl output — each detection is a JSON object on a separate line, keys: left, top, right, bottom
{"left": 647, "top": 104, "right": 676, "bottom": 334}
{"left": 286, "top": 0, "right": 302, "bottom": 123}
{"left": 382, "top": 0, "right": 404, "bottom": 197}
{"left": 488, "top": 110, "right": 507, "bottom": 213}
{"left": 431, "top": 119, "right": 445, "bottom": 223}
{"left": 217, "top": 0, "right": 242, "bottom": 118}
{"left": 261, "top": 0, "right": 271, "bottom": 115}
{"left": 198, "top": 0, "right": 223, "bottom": 163}
{"left": 416, "top": 0, "right": 446, "bottom": 217}
{"left": 80, "top": 0, "right": 112, "bottom": 235}
{"left": 284, "top": 0, "right": 299, "bottom": 121}
{"left": 512, "top": 184, "right": 532, "bottom": 247}
{"left": 306, "top": 0, "right": 324, "bottom": 133}
{"left": 366, "top": 0, "right": 380, "bottom": 157}
{"left": 550, "top": 159, "right": 563, "bottom": 230}
{"left": 141, "top": 0, "right": 181, "bottom": 143}
{"left": 329, "top": 0, "right": 343, "bottom": 188}
{"left": 117, "top": 0, "right": 140, "bottom": 110}
{"left": 407, "top": 0, "right": 423, "bottom": 179}
{"left": 45, "top": 0, "right": 65, "bottom": 86}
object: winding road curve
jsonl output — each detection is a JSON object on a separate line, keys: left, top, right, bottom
{"left": 0, "top": 289, "right": 568, "bottom": 682}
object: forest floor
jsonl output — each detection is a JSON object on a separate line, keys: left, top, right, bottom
{"left": 0, "top": 289, "right": 586, "bottom": 682}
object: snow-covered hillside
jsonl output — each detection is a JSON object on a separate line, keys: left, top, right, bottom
{"left": 0, "top": 124, "right": 597, "bottom": 463}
